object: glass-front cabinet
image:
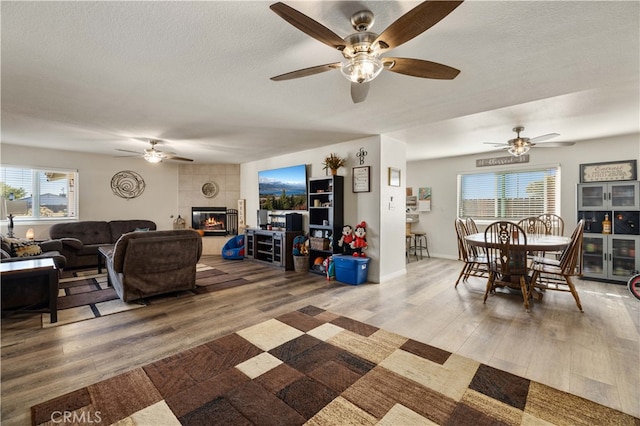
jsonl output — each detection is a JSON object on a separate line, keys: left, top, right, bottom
{"left": 583, "top": 234, "right": 639, "bottom": 281}
{"left": 578, "top": 181, "right": 640, "bottom": 283}
{"left": 578, "top": 181, "right": 639, "bottom": 210}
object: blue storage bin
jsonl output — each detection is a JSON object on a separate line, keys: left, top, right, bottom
{"left": 333, "top": 255, "right": 370, "bottom": 285}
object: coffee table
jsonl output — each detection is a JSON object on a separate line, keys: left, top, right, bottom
{"left": 1, "top": 258, "right": 59, "bottom": 323}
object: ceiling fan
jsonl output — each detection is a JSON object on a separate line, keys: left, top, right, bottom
{"left": 269, "top": 1, "right": 464, "bottom": 103}
{"left": 484, "top": 126, "right": 575, "bottom": 157}
{"left": 116, "top": 140, "right": 193, "bottom": 163}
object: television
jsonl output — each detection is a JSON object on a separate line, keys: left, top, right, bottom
{"left": 258, "top": 164, "right": 307, "bottom": 210}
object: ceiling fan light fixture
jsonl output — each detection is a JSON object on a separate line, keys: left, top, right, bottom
{"left": 340, "top": 53, "right": 383, "bottom": 84}
{"left": 143, "top": 150, "right": 163, "bottom": 163}
{"left": 507, "top": 141, "right": 530, "bottom": 157}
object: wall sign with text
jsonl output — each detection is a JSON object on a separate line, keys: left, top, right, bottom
{"left": 352, "top": 166, "right": 370, "bottom": 193}
{"left": 580, "top": 160, "right": 637, "bottom": 182}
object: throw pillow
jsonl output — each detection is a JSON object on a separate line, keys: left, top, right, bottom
{"left": 3, "top": 237, "right": 42, "bottom": 257}
{"left": 135, "top": 228, "right": 150, "bottom": 232}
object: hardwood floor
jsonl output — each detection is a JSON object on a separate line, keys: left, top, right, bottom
{"left": 2, "top": 255, "right": 639, "bottom": 424}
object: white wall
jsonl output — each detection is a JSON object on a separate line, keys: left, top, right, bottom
{"left": 379, "top": 136, "right": 408, "bottom": 281}
{"left": 406, "top": 133, "right": 640, "bottom": 259}
{"left": 1, "top": 143, "right": 180, "bottom": 240}
{"left": 241, "top": 136, "right": 407, "bottom": 283}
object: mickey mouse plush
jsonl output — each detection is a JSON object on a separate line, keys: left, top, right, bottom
{"left": 337, "top": 225, "right": 354, "bottom": 255}
{"left": 350, "top": 221, "right": 367, "bottom": 257}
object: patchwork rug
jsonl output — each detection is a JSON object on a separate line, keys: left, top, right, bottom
{"left": 43, "top": 264, "right": 250, "bottom": 328}
{"left": 32, "top": 306, "right": 638, "bottom": 425}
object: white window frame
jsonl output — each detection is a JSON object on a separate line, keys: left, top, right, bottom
{"left": 457, "top": 164, "right": 561, "bottom": 223}
{"left": 1, "top": 165, "right": 79, "bottom": 223}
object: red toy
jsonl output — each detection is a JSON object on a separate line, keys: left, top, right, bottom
{"left": 350, "top": 221, "right": 367, "bottom": 257}
{"left": 337, "top": 225, "right": 355, "bottom": 255}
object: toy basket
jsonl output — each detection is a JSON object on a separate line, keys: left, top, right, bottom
{"left": 293, "top": 255, "right": 308, "bottom": 273}
{"left": 310, "top": 237, "right": 330, "bottom": 251}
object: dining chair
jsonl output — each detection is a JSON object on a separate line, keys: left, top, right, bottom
{"left": 454, "top": 218, "right": 488, "bottom": 287}
{"left": 483, "top": 221, "right": 532, "bottom": 311}
{"left": 538, "top": 213, "right": 565, "bottom": 259}
{"left": 465, "top": 217, "right": 479, "bottom": 234}
{"left": 538, "top": 213, "right": 565, "bottom": 236}
{"left": 517, "top": 217, "right": 548, "bottom": 236}
{"left": 530, "top": 219, "right": 585, "bottom": 312}
{"left": 517, "top": 216, "right": 548, "bottom": 259}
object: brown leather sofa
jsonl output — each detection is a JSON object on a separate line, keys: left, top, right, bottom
{"left": 106, "top": 229, "right": 203, "bottom": 302}
{"left": 49, "top": 220, "right": 156, "bottom": 269}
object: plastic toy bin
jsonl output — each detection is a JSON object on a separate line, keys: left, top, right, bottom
{"left": 333, "top": 255, "right": 370, "bottom": 285}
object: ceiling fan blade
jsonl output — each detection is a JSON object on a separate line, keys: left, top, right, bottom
{"left": 270, "top": 2, "right": 345, "bottom": 50}
{"left": 351, "top": 82, "right": 369, "bottom": 103}
{"left": 529, "top": 133, "right": 560, "bottom": 143}
{"left": 483, "top": 142, "right": 509, "bottom": 147}
{"left": 271, "top": 63, "right": 341, "bottom": 81}
{"left": 383, "top": 58, "right": 460, "bottom": 79}
{"left": 116, "top": 149, "right": 142, "bottom": 155}
{"left": 163, "top": 154, "right": 194, "bottom": 162}
{"left": 531, "top": 141, "right": 575, "bottom": 148}
{"left": 373, "top": 1, "right": 464, "bottom": 51}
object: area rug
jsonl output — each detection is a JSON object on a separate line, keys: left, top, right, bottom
{"left": 32, "top": 306, "right": 638, "bottom": 425}
{"left": 42, "top": 264, "right": 250, "bottom": 328}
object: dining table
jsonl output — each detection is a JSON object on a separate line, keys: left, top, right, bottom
{"left": 464, "top": 232, "right": 571, "bottom": 298}
{"left": 464, "top": 233, "right": 571, "bottom": 252}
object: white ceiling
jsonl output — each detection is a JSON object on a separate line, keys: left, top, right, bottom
{"left": 2, "top": 1, "right": 639, "bottom": 164}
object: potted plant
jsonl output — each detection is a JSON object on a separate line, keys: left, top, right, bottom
{"left": 322, "top": 153, "right": 346, "bottom": 175}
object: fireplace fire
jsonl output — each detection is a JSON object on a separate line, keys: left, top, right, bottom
{"left": 192, "top": 207, "right": 227, "bottom": 236}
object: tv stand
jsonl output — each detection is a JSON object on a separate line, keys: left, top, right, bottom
{"left": 245, "top": 229, "right": 302, "bottom": 270}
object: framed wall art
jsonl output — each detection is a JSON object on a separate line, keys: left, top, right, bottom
{"left": 580, "top": 160, "right": 637, "bottom": 182}
{"left": 352, "top": 166, "right": 370, "bottom": 193}
{"left": 388, "top": 167, "right": 401, "bottom": 187}
{"left": 110, "top": 170, "right": 145, "bottom": 199}
{"left": 418, "top": 187, "right": 431, "bottom": 211}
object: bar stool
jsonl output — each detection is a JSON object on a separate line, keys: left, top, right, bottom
{"left": 406, "top": 234, "right": 418, "bottom": 262}
{"left": 412, "top": 232, "right": 430, "bottom": 260}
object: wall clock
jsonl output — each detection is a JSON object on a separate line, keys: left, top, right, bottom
{"left": 201, "top": 181, "right": 219, "bottom": 198}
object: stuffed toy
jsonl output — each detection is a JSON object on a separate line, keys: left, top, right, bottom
{"left": 323, "top": 256, "right": 335, "bottom": 280}
{"left": 350, "top": 221, "right": 368, "bottom": 257}
{"left": 292, "top": 235, "right": 308, "bottom": 256}
{"left": 337, "top": 225, "right": 354, "bottom": 255}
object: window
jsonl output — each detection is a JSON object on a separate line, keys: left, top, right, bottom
{"left": 1, "top": 166, "right": 78, "bottom": 221}
{"left": 458, "top": 166, "right": 559, "bottom": 220}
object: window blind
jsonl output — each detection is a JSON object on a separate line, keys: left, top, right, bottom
{"left": 1, "top": 166, "right": 77, "bottom": 220}
{"left": 458, "top": 166, "right": 559, "bottom": 220}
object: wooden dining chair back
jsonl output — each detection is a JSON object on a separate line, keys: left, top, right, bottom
{"left": 538, "top": 213, "right": 565, "bottom": 236}
{"left": 483, "top": 221, "right": 532, "bottom": 311}
{"left": 538, "top": 213, "right": 565, "bottom": 259}
{"left": 517, "top": 216, "right": 548, "bottom": 258}
{"left": 531, "top": 219, "right": 585, "bottom": 312}
{"left": 465, "top": 217, "right": 479, "bottom": 234}
{"left": 517, "top": 217, "right": 548, "bottom": 236}
{"left": 455, "top": 218, "right": 466, "bottom": 261}
{"left": 454, "top": 218, "right": 488, "bottom": 287}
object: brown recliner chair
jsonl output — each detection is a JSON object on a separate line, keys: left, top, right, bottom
{"left": 106, "top": 230, "right": 202, "bottom": 302}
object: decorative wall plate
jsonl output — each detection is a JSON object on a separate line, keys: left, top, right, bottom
{"left": 111, "top": 170, "right": 146, "bottom": 199}
{"left": 201, "top": 181, "right": 219, "bottom": 198}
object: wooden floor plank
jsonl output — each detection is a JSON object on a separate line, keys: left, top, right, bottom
{"left": 1, "top": 255, "right": 639, "bottom": 425}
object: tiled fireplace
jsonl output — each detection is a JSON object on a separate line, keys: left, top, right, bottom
{"left": 191, "top": 207, "right": 238, "bottom": 236}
